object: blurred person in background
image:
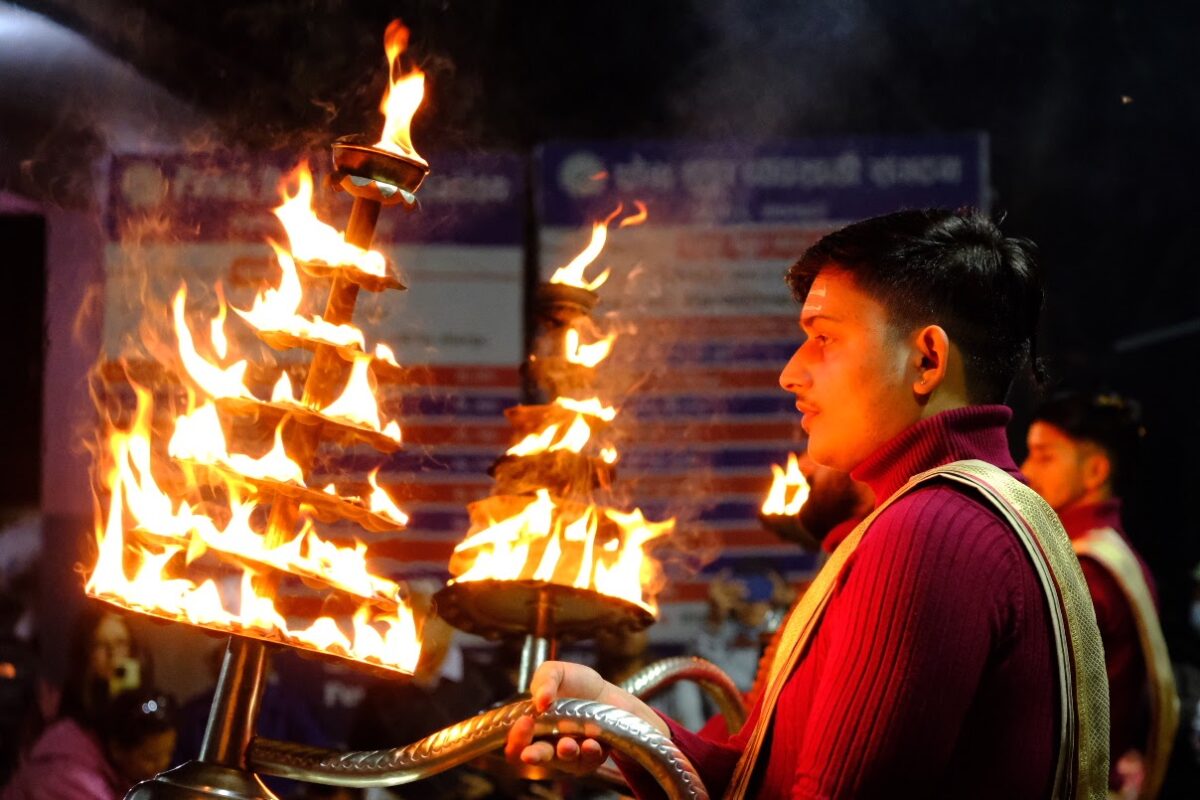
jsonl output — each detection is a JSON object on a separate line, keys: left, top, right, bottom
{"left": 1023, "top": 390, "right": 1178, "bottom": 798}
{"left": 3, "top": 686, "right": 176, "bottom": 799}
{"left": 0, "top": 508, "right": 41, "bottom": 786}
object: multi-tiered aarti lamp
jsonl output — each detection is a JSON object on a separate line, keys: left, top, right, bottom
{"left": 86, "top": 21, "right": 717, "bottom": 800}
{"left": 435, "top": 205, "right": 669, "bottom": 688}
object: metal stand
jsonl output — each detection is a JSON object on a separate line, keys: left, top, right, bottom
{"left": 126, "top": 637, "right": 275, "bottom": 800}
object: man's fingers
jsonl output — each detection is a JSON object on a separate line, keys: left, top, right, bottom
{"left": 504, "top": 714, "right": 536, "bottom": 762}
{"left": 520, "top": 741, "right": 556, "bottom": 765}
{"left": 555, "top": 737, "right": 581, "bottom": 762}
{"left": 579, "top": 738, "right": 607, "bottom": 771}
{"left": 530, "top": 662, "right": 565, "bottom": 713}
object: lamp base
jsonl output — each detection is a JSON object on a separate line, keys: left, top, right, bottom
{"left": 125, "top": 761, "right": 278, "bottom": 800}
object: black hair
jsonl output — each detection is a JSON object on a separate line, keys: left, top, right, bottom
{"left": 1032, "top": 391, "right": 1145, "bottom": 493}
{"left": 787, "top": 208, "right": 1045, "bottom": 403}
{"left": 101, "top": 689, "right": 176, "bottom": 750}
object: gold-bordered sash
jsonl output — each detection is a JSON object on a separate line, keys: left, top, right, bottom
{"left": 723, "top": 459, "right": 1109, "bottom": 800}
{"left": 1073, "top": 527, "right": 1178, "bottom": 799}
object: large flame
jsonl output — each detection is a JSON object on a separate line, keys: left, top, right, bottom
{"left": 274, "top": 162, "right": 389, "bottom": 277}
{"left": 761, "top": 453, "right": 812, "bottom": 516}
{"left": 87, "top": 384, "right": 420, "bottom": 672}
{"left": 376, "top": 19, "right": 427, "bottom": 164}
{"left": 91, "top": 143, "right": 418, "bottom": 672}
{"left": 232, "top": 244, "right": 365, "bottom": 351}
{"left": 452, "top": 492, "right": 669, "bottom": 613}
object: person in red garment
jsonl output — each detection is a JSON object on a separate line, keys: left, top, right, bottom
{"left": 1023, "top": 391, "right": 1178, "bottom": 799}
{"left": 505, "top": 208, "right": 1110, "bottom": 799}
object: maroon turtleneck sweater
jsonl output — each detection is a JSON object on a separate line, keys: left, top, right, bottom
{"left": 1059, "top": 500, "right": 1155, "bottom": 771}
{"left": 620, "top": 406, "right": 1060, "bottom": 799}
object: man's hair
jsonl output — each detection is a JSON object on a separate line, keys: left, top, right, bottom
{"left": 787, "top": 208, "right": 1044, "bottom": 403}
{"left": 1032, "top": 391, "right": 1145, "bottom": 493}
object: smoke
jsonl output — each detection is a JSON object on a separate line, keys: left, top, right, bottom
{"left": 669, "top": 0, "right": 891, "bottom": 139}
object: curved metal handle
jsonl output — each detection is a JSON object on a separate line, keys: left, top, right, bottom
{"left": 247, "top": 697, "right": 708, "bottom": 800}
{"left": 619, "top": 656, "right": 748, "bottom": 732}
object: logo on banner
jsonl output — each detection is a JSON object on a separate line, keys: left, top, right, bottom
{"left": 558, "top": 151, "right": 609, "bottom": 198}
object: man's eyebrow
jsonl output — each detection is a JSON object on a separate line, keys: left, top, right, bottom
{"left": 799, "top": 312, "right": 841, "bottom": 328}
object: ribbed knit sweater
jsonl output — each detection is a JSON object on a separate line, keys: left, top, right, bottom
{"left": 622, "top": 406, "right": 1060, "bottom": 799}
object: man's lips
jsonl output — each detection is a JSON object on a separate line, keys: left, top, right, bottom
{"left": 794, "top": 399, "right": 819, "bottom": 416}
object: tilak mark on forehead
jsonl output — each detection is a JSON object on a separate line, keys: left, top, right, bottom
{"left": 803, "top": 279, "right": 828, "bottom": 315}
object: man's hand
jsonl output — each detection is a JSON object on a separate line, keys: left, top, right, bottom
{"left": 504, "top": 660, "right": 670, "bottom": 776}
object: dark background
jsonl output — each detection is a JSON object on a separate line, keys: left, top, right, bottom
{"left": 1, "top": 0, "right": 1197, "bottom": 760}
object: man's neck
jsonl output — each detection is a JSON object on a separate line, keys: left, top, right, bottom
{"left": 1059, "top": 487, "right": 1113, "bottom": 516}
{"left": 919, "top": 391, "right": 970, "bottom": 421}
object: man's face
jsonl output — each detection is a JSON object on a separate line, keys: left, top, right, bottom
{"left": 778, "top": 269, "right": 919, "bottom": 472}
{"left": 1021, "top": 421, "right": 1089, "bottom": 512}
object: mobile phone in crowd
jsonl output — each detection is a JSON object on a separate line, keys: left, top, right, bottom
{"left": 109, "top": 657, "right": 141, "bottom": 695}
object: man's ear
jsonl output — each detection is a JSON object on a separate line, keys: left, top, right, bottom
{"left": 1081, "top": 449, "right": 1113, "bottom": 493}
{"left": 912, "top": 325, "right": 951, "bottom": 398}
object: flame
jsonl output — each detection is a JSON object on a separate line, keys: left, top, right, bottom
{"left": 173, "top": 287, "right": 254, "bottom": 401}
{"left": 169, "top": 403, "right": 305, "bottom": 486}
{"left": 548, "top": 203, "right": 647, "bottom": 290}
{"left": 233, "top": 244, "right": 365, "bottom": 351}
{"left": 87, "top": 383, "right": 420, "bottom": 672}
{"left": 367, "top": 468, "right": 409, "bottom": 526}
{"left": 450, "top": 492, "right": 669, "bottom": 613}
{"left": 374, "top": 342, "right": 401, "bottom": 368}
{"left": 618, "top": 200, "right": 649, "bottom": 228}
{"left": 321, "top": 353, "right": 402, "bottom": 443}
{"left": 507, "top": 423, "right": 560, "bottom": 457}
{"left": 599, "top": 446, "right": 619, "bottom": 465}
{"left": 210, "top": 284, "right": 229, "bottom": 359}
{"left": 564, "top": 328, "right": 616, "bottom": 368}
{"left": 554, "top": 396, "right": 616, "bottom": 422}
{"left": 376, "top": 19, "right": 427, "bottom": 163}
{"left": 274, "top": 162, "right": 389, "bottom": 277}
{"left": 761, "top": 453, "right": 811, "bottom": 516}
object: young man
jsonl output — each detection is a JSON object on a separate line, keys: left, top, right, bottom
{"left": 1023, "top": 392, "right": 1178, "bottom": 798}
{"left": 505, "top": 209, "right": 1109, "bottom": 799}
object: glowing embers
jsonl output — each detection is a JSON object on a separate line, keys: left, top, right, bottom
{"left": 761, "top": 452, "right": 812, "bottom": 516}
{"left": 87, "top": 384, "right": 420, "bottom": 673}
{"left": 449, "top": 491, "right": 671, "bottom": 614}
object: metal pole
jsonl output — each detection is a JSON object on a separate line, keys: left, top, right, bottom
{"left": 516, "top": 588, "right": 558, "bottom": 692}
{"left": 199, "top": 637, "right": 268, "bottom": 768}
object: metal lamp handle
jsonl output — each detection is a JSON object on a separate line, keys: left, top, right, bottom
{"left": 620, "top": 656, "right": 748, "bottom": 732}
{"left": 247, "top": 697, "right": 708, "bottom": 800}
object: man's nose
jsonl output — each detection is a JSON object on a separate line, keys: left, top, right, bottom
{"left": 779, "top": 347, "right": 807, "bottom": 392}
